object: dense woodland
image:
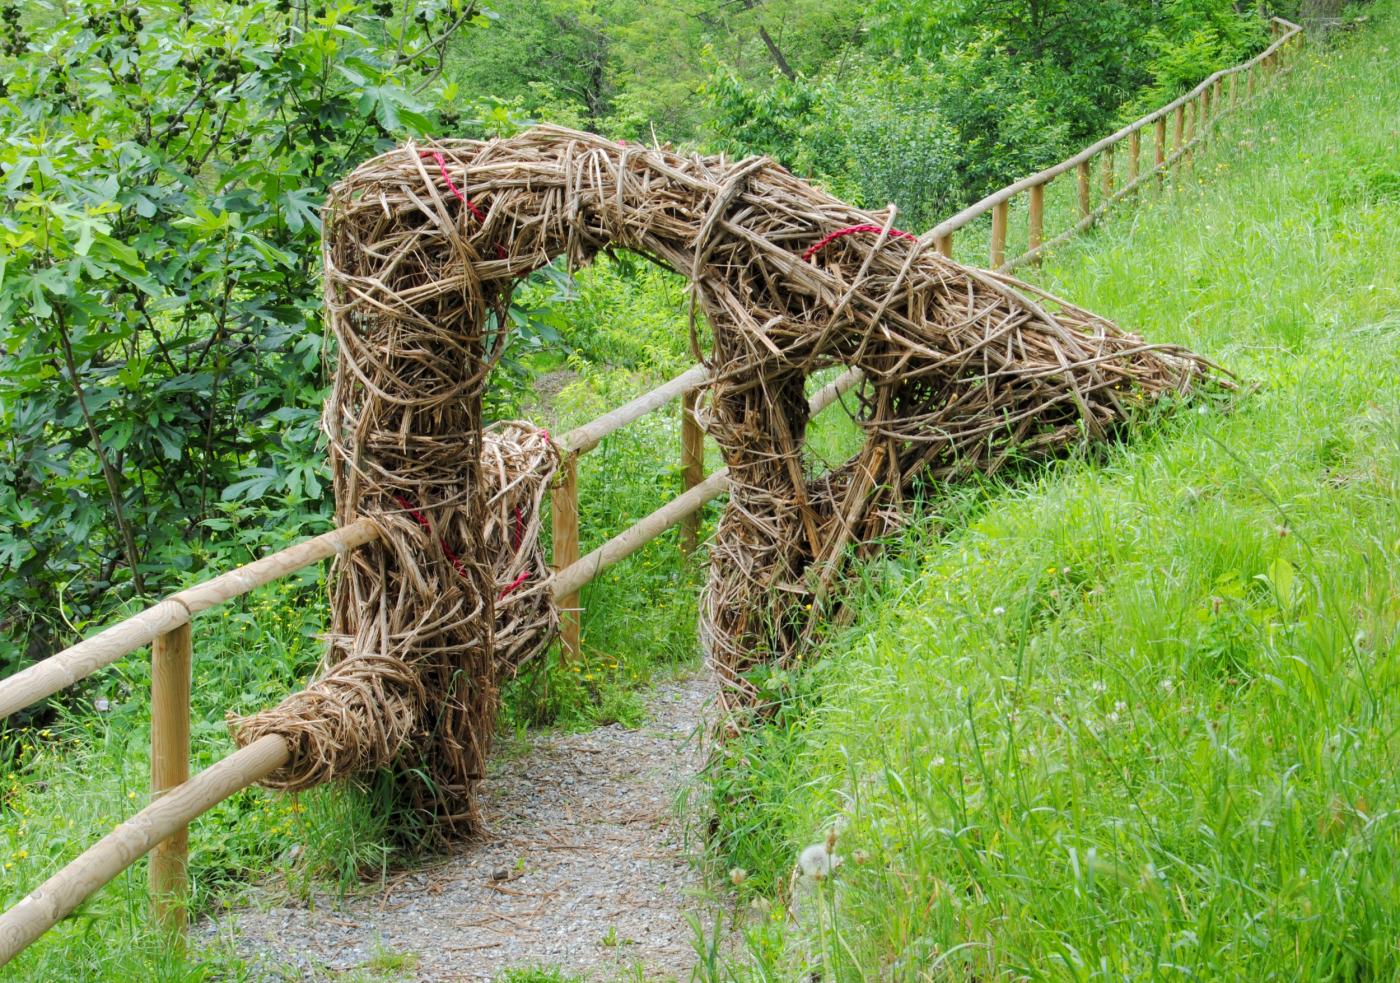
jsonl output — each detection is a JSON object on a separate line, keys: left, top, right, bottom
{"left": 0, "top": 0, "right": 1297, "bottom": 676}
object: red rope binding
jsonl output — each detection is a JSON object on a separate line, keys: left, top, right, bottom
{"left": 394, "top": 494, "right": 534, "bottom": 599}
{"left": 426, "top": 150, "right": 509, "bottom": 258}
{"left": 498, "top": 570, "right": 530, "bottom": 600}
{"left": 429, "top": 150, "right": 487, "bottom": 222}
{"left": 802, "top": 223, "right": 918, "bottom": 262}
{"left": 393, "top": 493, "right": 472, "bottom": 581}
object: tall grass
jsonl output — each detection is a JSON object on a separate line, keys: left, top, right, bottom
{"left": 699, "top": 8, "right": 1400, "bottom": 980}
{"left": 0, "top": 573, "right": 402, "bottom": 980}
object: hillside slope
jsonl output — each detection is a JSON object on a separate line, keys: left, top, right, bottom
{"left": 703, "top": 7, "right": 1400, "bottom": 980}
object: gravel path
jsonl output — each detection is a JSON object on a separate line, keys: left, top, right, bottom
{"left": 204, "top": 673, "right": 727, "bottom": 981}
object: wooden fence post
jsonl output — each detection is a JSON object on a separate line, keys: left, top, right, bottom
{"left": 150, "top": 622, "right": 191, "bottom": 938}
{"left": 1247, "top": 64, "right": 1255, "bottom": 100}
{"left": 1172, "top": 104, "right": 1186, "bottom": 186}
{"left": 1128, "top": 129, "right": 1141, "bottom": 191}
{"left": 1184, "top": 100, "right": 1196, "bottom": 168}
{"left": 1076, "top": 160, "right": 1091, "bottom": 219}
{"left": 1028, "top": 182, "right": 1044, "bottom": 258}
{"left": 935, "top": 233, "right": 953, "bottom": 259}
{"left": 551, "top": 455, "right": 581, "bottom": 659}
{"left": 1154, "top": 116, "right": 1167, "bottom": 188}
{"left": 989, "top": 200, "right": 1008, "bottom": 269}
{"left": 1101, "top": 143, "right": 1115, "bottom": 199}
{"left": 679, "top": 389, "right": 705, "bottom": 554}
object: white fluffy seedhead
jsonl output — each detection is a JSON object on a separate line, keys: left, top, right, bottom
{"left": 797, "top": 843, "right": 843, "bottom": 881}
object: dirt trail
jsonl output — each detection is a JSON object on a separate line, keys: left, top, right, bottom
{"left": 205, "top": 673, "right": 725, "bottom": 981}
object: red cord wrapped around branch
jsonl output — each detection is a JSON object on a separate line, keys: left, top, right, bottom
{"left": 802, "top": 223, "right": 918, "bottom": 261}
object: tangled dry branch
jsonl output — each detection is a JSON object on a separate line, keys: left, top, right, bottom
{"left": 232, "top": 126, "right": 1212, "bottom": 835}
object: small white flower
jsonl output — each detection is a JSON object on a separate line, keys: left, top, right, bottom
{"left": 1114, "top": 701, "right": 1128, "bottom": 714}
{"left": 94, "top": 698, "right": 111, "bottom": 712}
{"left": 1160, "top": 678, "right": 1174, "bottom": 694}
{"left": 1091, "top": 680, "right": 1108, "bottom": 694}
{"left": 992, "top": 606, "right": 1006, "bottom": 617}
{"left": 931, "top": 755, "right": 945, "bottom": 768}
{"left": 1106, "top": 711, "right": 1120, "bottom": 724}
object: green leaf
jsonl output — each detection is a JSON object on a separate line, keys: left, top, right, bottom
{"left": 1263, "top": 557, "right": 1296, "bottom": 608}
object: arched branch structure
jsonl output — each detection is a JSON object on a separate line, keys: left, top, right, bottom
{"left": 233, "top": 126, "right": 1209, "bottom": 835}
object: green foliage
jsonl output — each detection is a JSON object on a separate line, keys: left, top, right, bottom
{"left": 1129, "top": 0, "right": 1270, "bottom": 114}
{"left": 0, "top": 0, "right": 492, "bottom": 676}
{"left": 497, "top": 966, "right": 586, "bottom": 983}
{"left": 708, "top": 0, "right": 1270, "bottom": 219}
{"left": 442, "top": 0, "right": 863, "bottom": 137}
{"left": 511, "top": 252, "right": 696, "bottom": 376}
{"left": 443, "top": 0, "right": 611, "bottom": 127}
{"left": 697, "top": 11, "right": 1400, "bottom": 977}
{"left": 703, "top": 68, "right": 963, "bottom": 228}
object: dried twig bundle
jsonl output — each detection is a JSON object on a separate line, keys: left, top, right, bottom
{"left": 233, "top": 126, "right": 1211, "bottom": 833}
{"left": 230, "top": 423, "right": 557, "bottom": 822}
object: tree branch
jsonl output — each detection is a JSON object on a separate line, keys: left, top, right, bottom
{"left": 53, "top": 306, "right": 148, "bottom": 597}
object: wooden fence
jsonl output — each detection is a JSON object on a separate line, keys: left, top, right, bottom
{"left": 0, "top": 17, "right": 1301, "bottom": 967}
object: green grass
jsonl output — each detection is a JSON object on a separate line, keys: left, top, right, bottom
{"left": 0, "top": 573, "right": 403, "bottom": 980}
{"left": 699, "top": 10, "right": 1400, "bottom": 981}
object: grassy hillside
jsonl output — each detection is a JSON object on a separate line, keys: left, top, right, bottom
{"left": 700, "top": 8, "right": 1400, "bottom": 980}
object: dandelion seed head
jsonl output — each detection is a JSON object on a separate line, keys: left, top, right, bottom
{"left": 797, "top": 843, "right": 842, "bottom": 881}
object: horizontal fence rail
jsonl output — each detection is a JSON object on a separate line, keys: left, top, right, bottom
{"left": 0, "top": 518, "right": 381, "bottom": 722}
{"left": 0, "top": 16, "right": 1301, "bottom": 969}
{"left": 929, "top": 17, "right": 1301, "bottom": 270}
{"left": 0, "top": 735, "right": 291, "bottom": 962}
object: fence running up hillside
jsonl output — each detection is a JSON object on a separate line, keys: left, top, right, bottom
{"left": 0, "top": 17, "right": 1301, "bottom": 967}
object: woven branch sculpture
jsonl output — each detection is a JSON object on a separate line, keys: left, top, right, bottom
{"left": 232, "top": 126, "right": 1212, "bottom": 836}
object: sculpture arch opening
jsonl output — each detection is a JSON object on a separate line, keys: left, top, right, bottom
{"left": 232, "top": 126, "right": 1208, "bottom": 836}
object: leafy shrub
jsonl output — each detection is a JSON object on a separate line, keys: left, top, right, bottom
{"left": 707, "top": 0, "right": 1270, "bottom": 223}
{"left": 0, "top": 0, "right": 488, "bottom": 674}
